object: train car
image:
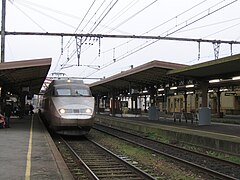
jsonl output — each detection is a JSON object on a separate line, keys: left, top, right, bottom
{"left": 41, "top": 78, "right": 95, "bottom": 135}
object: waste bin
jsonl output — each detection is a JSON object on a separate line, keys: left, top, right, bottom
{"left": 148, "top": 106, "right": 159, "bottom": 120}
{"left": 198, "top": 107, "right": 211, "bottom": 125}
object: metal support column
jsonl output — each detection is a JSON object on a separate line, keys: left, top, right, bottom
{"left": 216, "top": 89, "right": 222, "bottom": 118}
{"left": 213, "top": 42, "right": 220, "bottom": 59}
{"left": 1, "top": 0, "right": 6, "bottom": 63}
{"left": 199, "top": 81, "right": 211, "bottom": 125}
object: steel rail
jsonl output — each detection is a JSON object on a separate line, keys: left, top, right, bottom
{"left": 60, "top": 137, "right": 99, "bottom": 180}
{"left": 88, "top": 138, "right": 157, "bottom": 180}
{"left": 93, "top": 123, "right": 240, "bottom": 180}
{"left": 61, "top": 136, "right": 156, "bottom": 179}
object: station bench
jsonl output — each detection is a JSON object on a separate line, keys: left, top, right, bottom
{"left": 173, "top": 112, "right": 198, "bottom": 123}
{"left": 159, "top": 111, "right": 166, "bottom": 120}
{"left": 183, "top": 112, "right": 196, "bottom": 123}
{"left": 173, "top": 112, "right": 182, "bottom": 122}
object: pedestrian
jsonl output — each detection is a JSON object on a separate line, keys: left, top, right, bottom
{"left": 0, "top": 113, "right": 5, "bottom": 128}
{"left": 29, "top": 104, "right": 34, "bottom": 115}
{"left": 4, "top": 102, "right": 12, "bottom": 128}
{"left": 25, "top": 103, "right": 30, "bottom": 115}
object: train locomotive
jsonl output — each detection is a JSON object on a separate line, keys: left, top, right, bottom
{"left": 41, "top": 78, "right": 95, "bottom": 135}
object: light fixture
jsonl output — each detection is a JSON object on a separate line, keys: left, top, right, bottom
{"left": 232, "top": 76, "right": 240, "bottom": 80}
{"left": 186, "top": 91, "right": 194, "bottom": 94}
{"left": 85, "top": 108, "right": 92, "bottom": 114}
{"left": 208, "top": 89, "right": 214, "bottom": 93}
{"left": 185, "top": 84, "right": 194, "bottom": 88}
{"left": 59, "top": 108, "right": 66, "bottom": 114}
{"left": 158, "top": 88, "right": 164, "bottom": 91}
{"left": 209, "top": 79, "right": 221, "bottom": 83}
{"left": 220, "top": 88, "right": 228, "bottom": 92}
{"left": 170, "top": 86, "right": 177, "bottom": 90}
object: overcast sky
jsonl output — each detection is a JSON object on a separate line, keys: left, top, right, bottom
{"left": 3, "top": 0, "right": 240, "bottom": 83}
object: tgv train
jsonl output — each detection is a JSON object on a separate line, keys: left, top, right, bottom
{"left": 40, "top": 78, "right": 95, "bottom": 135}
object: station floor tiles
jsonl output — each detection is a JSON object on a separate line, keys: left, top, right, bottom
{"left": 0, "top": 115, "right": 73, "bottom": 180}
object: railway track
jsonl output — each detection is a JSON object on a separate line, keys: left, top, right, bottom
{"left": 54, "top": 135, "right": 157, "bottom": 179}
{"left": 93, "top": 123, "right": 240, "bottom": 180}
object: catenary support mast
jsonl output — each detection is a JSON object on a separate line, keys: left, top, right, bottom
{"left": 1, "top": 0, "right": 6, "bottom": 63}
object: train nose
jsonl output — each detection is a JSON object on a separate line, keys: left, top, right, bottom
{"left": 58, "top": 108, "right": 94, "bottom": 115}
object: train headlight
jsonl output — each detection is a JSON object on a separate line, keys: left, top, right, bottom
{"left": 59, "top": 108, "right": 66, "bottom": 114}
{"left": 85, "top": 108, "right": 92, "bottom": 114}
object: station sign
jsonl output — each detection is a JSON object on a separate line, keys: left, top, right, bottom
{"left": 225, "top": 92, "right": 237, "bottom": 96}
{"left": 22, "top": 86, "right": 29, "bottom": 92}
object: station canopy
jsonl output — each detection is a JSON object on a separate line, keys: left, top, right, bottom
{"left": 90, "top": 60, "right": 187, "bottom": 95}
{"left": 168, "top": 53, "right": 240, "bottom": 88}
{"left": 0, "top": 58, "right": 52, "bottom": 95}
{"left": 90, "top": 54, "right": 240, "bottom": 96}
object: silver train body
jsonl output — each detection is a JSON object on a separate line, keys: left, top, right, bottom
{"left": 41, "top": 79, "right": 95, "bottom": 135}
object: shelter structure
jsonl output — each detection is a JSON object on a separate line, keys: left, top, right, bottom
{"left": 90, "top": 60, "right": 187, "bottom": 116}
{"left": 90, "top": 54, "right": 240, "bottom": 125}
{"left": 90, "top": 60, "right": 187, "bottom": 95}
{"left": 0, "top": 58, "right": 52, "bottom": 113}
{"left": 168, "top": 54, "right": 240, "bottom": 124}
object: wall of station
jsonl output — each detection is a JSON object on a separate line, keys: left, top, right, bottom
{"left": 98, "top": 90, "right": 240, "bottom": 115}
{"left": 158, "top": 91, "right": 240, "bottom": 114}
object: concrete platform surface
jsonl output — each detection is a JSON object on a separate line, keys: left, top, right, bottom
{"left": 0, "top": 114, "right": 73, "bottom": 180}
{"left": 96, "top": 114, "right": 240, "bottom": 154}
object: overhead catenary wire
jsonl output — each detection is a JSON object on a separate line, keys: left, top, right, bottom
{"left": 174, "top": 17, "right": 240, "bottom": 34}
{"left": 12, "top": 0, "right": 79, "bottom": 30}
{"left": 88, "top": 0, "right": 119, "bottom": 33}
{"left": 13, "top": 0, "right": 207, "bottom": 74}
{"left": 9, "top": 1, "right": 46, "bottom": 31}
{"left": 82, "top": 0, "right": 209, "bottom": 71}
{"left": 76, "top": 0, "right": 159, "bottom": 76}
{"left": 77, "top": 0, "right": 163, "bottom": 77}
{"left": 81, "top": 0, "right": 160, "bottom": 56}
{"left": 105, "top": 0, "right": 159, "bottom": 34}
{"left": 84, "top": 0, "right": 239, "bottom": 78}
{"left": 81, "top": 0, "right": 211, "bottom": 76}
{"left": 6, "top": 0, "right": 240, "bottom": 79}
{"left": 13, "top": 0, "right": 84, "bottom": 20}
{"left": 59, "top": 0, "right": 120, "bottom": 71}
{"left": 55, "top": 0, "right": 98, "bottom": 71}
{"left": 80, "top": 1, "right": 107, "bottom": 33}
{"left": 8, "top": 0, "right": 95, "bottom": 72}
{"left": 203, "top": 22, "right": 240, "bottom": 39}
{"left": 76, "top": 0, "right": 238, "bottom": 78}
{"left": 161, "top": 0, "right": 236, "bottom": 37}
{"left": 59, "top": 0, "right": 119, "bottom": 70}
{"left": 98, "top": 0, "right": 140, "bottom": 33}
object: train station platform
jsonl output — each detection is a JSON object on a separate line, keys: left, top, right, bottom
{"left": 96, "top": 114, "right": 240, "bottom": 155}
{"left": 0, "top": 114, "right": 73, "bottom": 180}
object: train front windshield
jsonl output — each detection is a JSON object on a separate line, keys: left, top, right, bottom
{"left": 55, "top": 87, "right": 91, "bottom": 96}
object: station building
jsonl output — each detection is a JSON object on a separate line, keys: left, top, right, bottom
{"left": 90, "top": 54, "right": 240, "bottom": 121}
{"left": 96, "top": 88, "right": 240, "bottom": 115}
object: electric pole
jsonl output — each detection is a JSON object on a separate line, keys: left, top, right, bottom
{"left": 1, "top": 0, "right": 6, "bottom": 63}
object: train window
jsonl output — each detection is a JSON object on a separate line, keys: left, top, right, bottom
{"left": 55, "top": 88, "right": 71, "bottom": 96}
{"left": 73, "top": 89, "right": 90, "bottom": 96}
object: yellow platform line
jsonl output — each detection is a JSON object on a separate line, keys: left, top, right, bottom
{"left": 25, "top": 115, "right": 34, "bottom": 180}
